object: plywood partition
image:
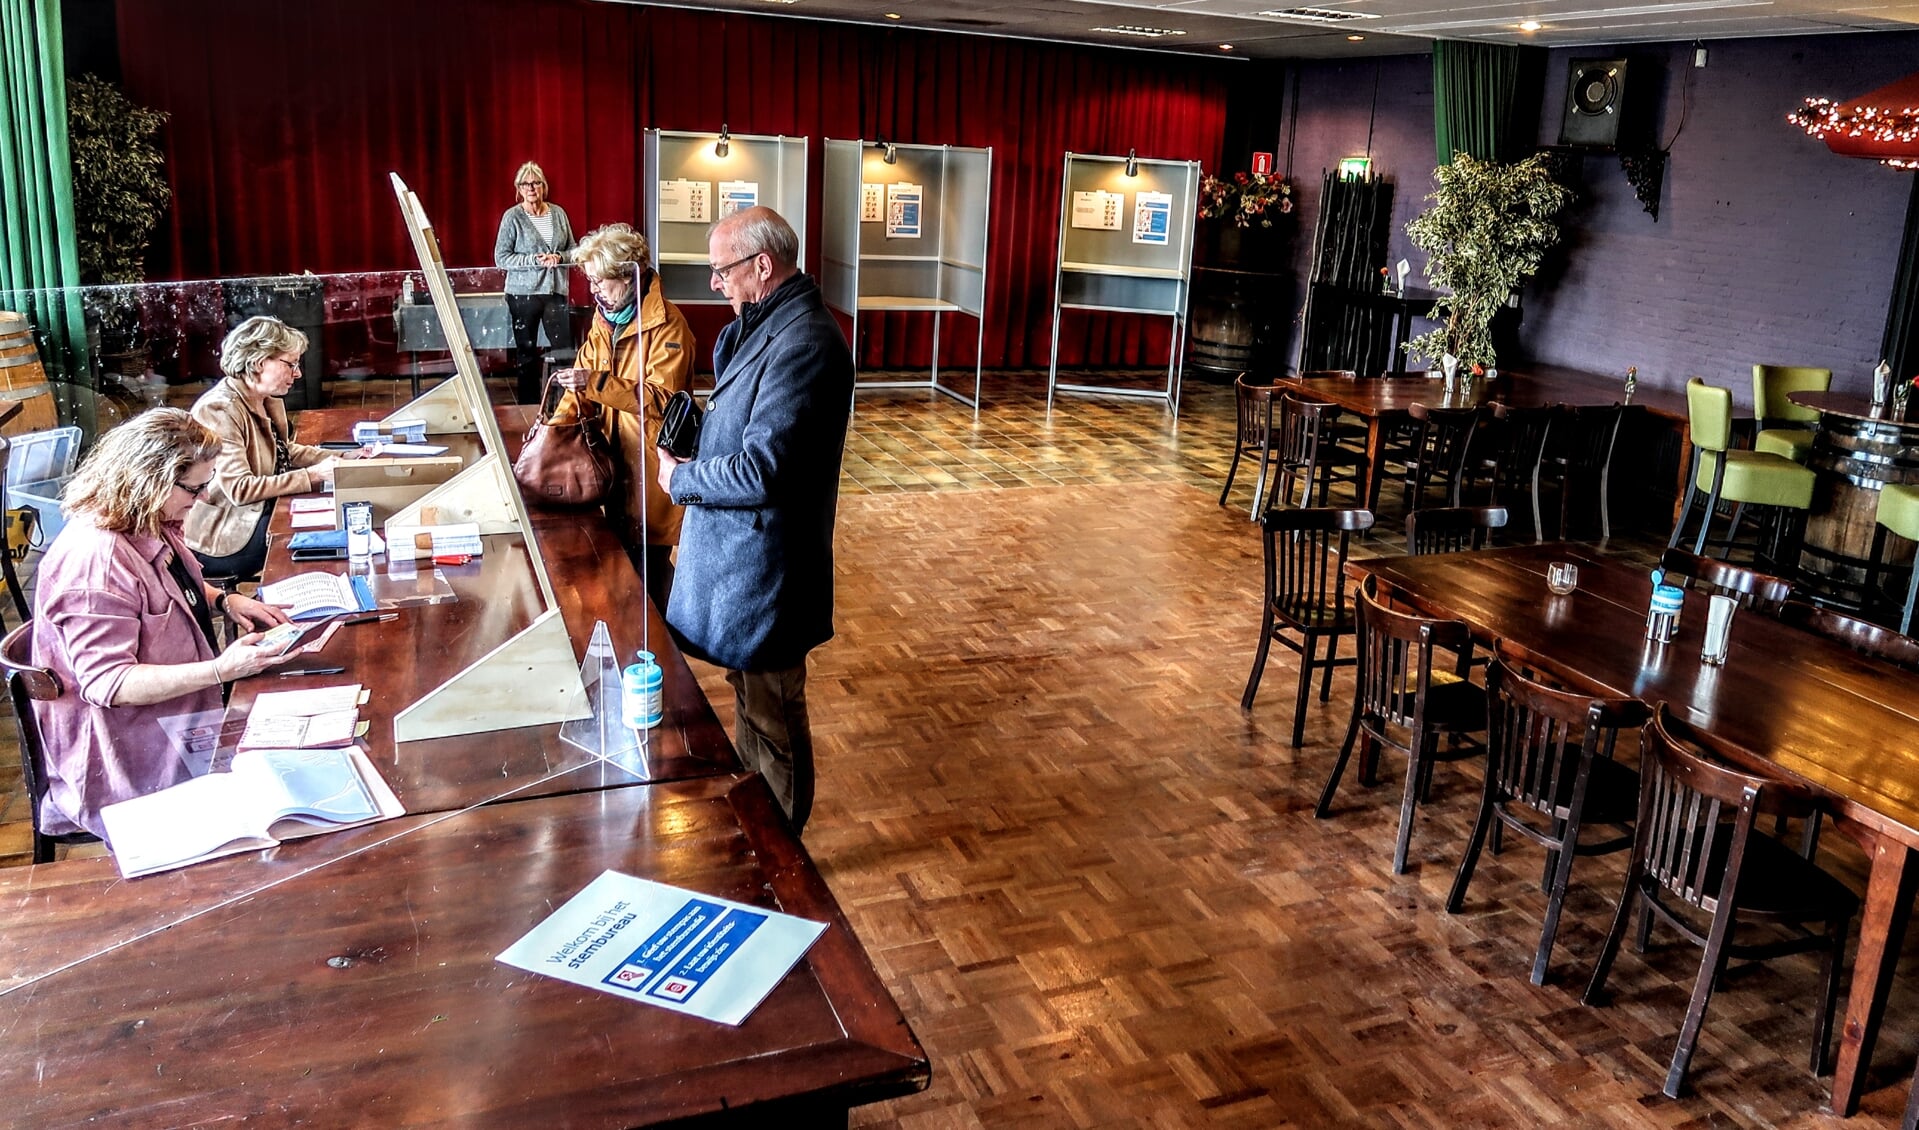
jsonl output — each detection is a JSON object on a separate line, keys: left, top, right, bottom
{"left": 384, "top": 173, "right": 589, "bottom": 743}
{"left": 822, "top": 140, "right": 991, "bottom": 414}
{"left": 1047, "top": 152, "right": 1201, "bottom": 416}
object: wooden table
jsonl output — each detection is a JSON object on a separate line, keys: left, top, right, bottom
{"left": 0, "top": 406, "right": 930, "bottom": 1124}
{"left": 0, "top": 775, "right": 931, "bottom": 1126}
{"left": 1357, "top": 543, "right": 1919, "bottom": 1115}
{"left": 1789, "top": 390, "right": 1919, "bottom": 609}
{"left": 1282, "top": 365, "right": 1692, "bottom": 521}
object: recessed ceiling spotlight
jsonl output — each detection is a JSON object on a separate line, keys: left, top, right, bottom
{"left": 1519, "top": 19, "right": 1542, "bottom": 30}
{"left": 1219, "top": 43, "right": 1234, "bottom": 50}
{"left": 1346, "top": 33, "right": 1365, "bottom": 40}
{"left": 884, "top": 11, "right": 901, "bottom": 17}
{"left": 760, "top": 0, "right": 800, "bottom": 4}
{"left": 1091, "top": 24, "right": 1188, "bottom": 37}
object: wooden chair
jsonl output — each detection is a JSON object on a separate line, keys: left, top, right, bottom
{"left": 0, "top": 621, "right": 97, "bottom": 863}
{"left": 1544, "top": 403, "right": 1624, "bottom": 541}
{"left": 1669, "top": 378, "right": 1814, "bottom": 566}
{"left": 1657, "top": 548, "right": 1795, "bottom": 614}
{"left": 1483, "top": 403, "right": 1558, "bottom": 543}
{"left": 1220, "top": 374, "right": 1282, "bottom": 518}
{"left": 1775, "top": 600, "right": 1919, "bottom": 670}
{"left": 1403, "top": 403, "right": 1485, "bottom": 511}
{"left": 1318, "top": 576, "right": 1486, "bottom": 874}
{"left": 1241, "top": 506, "right": 1374, "bottom": 746}
{"left": 0, "top": 417, "right": 34, "bottom": 624}
{"left": 1407, "top": 506, "right": 1508, "bottom": 557}
{"left": 1583, "top": 706, "right": 1857, "bottom": 1099}
{"left": 1446, "top": 651, "right": 1649, "bottom": 985}
{"left": 1270, "top": 394, "right": 1367, "bottom": 511}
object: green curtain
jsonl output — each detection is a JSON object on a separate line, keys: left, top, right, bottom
{"left": 1884, "top": 175, "right": 1919, "bottom": 386}
{"left": 1432, "top": 40, "right": 1545, "bottom": 167}
{"left": 0, "top": 0, "right": 86, "bottom": 378}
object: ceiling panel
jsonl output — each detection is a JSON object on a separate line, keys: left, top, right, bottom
{"left": 617, "top": 0, "right": 1918, "bottom": 56}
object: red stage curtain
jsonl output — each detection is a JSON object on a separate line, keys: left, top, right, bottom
{"left": 116, "top": 1, "right": 1230, "bottom": 371}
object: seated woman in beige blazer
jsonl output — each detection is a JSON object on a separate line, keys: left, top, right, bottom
{"left": 184, "top": 316, "right": 339, "bottom": 578}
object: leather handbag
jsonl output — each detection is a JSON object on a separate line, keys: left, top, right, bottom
{"left": 513, "top": 375, "right": 615, "bottom": 507}
{"left": 657, "top": 389, "right": 703, "bottom": 460}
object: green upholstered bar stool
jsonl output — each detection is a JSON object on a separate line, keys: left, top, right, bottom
{"left": 1669, "top": 378, "right": 1816, "bottom": 562}
{"left": 1752, "top": 364, "right": 1831, "bottom": 463}
{"left": 1872, "top": 483, "right": 1919, "bottom": 633}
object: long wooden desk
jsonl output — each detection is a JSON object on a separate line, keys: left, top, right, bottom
{"left": 1281, "top": 367, "right": 1692, "bottom": 522}
{"left": 0, "top": 775, "right": 931, "bottom": 1125}
{"left": 1357, "top": 543, "right": 1919, "bottom": 1115}
{"left": 0, "top": 406, "right": 930, "bottom": 1124}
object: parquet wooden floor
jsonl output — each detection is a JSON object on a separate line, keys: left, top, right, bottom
{"left": 8, "top": 371, "right": 1918, "bottom": 1127}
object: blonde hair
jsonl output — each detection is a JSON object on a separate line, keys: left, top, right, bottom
{"left": 219, "top": 316, "right": 308, "bottom": 381}
{"left": 573, "top": 223, "right": 653, "bottom": 281}
{"left": 63, "top": 408, "right": 221, "bottom": 536}
{"left": 515, "top": 161, "right": 547, "bottom": 191}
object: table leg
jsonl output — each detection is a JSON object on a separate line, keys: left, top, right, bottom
{"left": 1829, "top": 835, "right": 1917, "bottom": 1115}
{"left": 1364, "top": 419, "right": 1386, "bottom": 516}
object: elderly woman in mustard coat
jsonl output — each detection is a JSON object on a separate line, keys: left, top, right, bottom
{"left": 552, "top": 223, "right": 694, "bottom": 610}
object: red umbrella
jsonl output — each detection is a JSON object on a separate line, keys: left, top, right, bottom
{"left": 1791, "top": 71, "right": 1919, "bottom": 169}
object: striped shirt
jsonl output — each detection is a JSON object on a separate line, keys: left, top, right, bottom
{"left": 528, "top": 210, "right": 557, "bottom": 246}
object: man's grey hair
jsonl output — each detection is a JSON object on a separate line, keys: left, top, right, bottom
{"left": 714, "top": 207, "right": 799, "bottom": 269}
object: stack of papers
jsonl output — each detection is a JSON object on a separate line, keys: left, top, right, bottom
{"left": 238, "top": 684, "right": 368, "bottom": 751}
{"left": 289, "top": 497, "right": 336, "bottom": 529}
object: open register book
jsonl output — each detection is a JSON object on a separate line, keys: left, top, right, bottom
{"left": 260, "top": 571, "right": 376, "bottom": 621}
{"left": 99, "top": 746, "right": 404, "bottom": 879}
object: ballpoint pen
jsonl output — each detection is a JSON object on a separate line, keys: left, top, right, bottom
{"left": 277, "top": 665, "right": 347, "bottom": 677}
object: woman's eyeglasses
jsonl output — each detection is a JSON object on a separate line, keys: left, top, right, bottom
{"left": 175, "top": 479, "right": 211, "bottom": 498}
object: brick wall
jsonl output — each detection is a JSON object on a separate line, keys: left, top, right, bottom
{"left": 1274, "top": 31, "right": 1919, "bottom": 404}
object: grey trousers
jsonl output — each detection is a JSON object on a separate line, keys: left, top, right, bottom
{"left": 725, "top": 663, "right": 814, "bottom": 835}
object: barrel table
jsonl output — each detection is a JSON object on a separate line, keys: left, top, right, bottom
{"left": 1789, "top": 389, "right": 1919, "bottom": 609}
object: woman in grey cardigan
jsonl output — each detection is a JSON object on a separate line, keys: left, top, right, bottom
{"left": 495, "top": 160, "right": 578, "bottom": 402}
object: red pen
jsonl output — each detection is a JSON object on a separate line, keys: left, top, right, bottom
{"left": 432, "top": 553, "right": 473, "bottom": 566}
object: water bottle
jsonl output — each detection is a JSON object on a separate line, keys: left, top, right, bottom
{"left": 621, "top": 650, "right": 663, "bottom": 730}
{"left": 402, "top": 275, "right": 417, "bottom": 305}
{"left": 345, "top": 501, "right": 374, "bottom": 566}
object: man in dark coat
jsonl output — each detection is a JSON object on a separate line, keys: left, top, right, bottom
{"left": 656, "top": 206, "right": 853, "bottom": 835}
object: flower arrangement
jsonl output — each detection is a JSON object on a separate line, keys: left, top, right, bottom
{"left": 1198, "top": 171, "right": 1294, "bottom": 228}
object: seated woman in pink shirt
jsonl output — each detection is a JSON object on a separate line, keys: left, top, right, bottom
{"left": 30, "top": 409, "right": 301, "bottom": 839}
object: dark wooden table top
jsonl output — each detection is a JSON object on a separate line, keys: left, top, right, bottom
{"left": 0, "top": 774, "right": 931, "bottom": 1126}
{"left": 1284, "top": 365, "right": 1693, "bottom": 423}
{"left": 1356, "top": 543, "right": 1919, "bottom": 845}
{"left": 1790, "top": 389, "right": 1919, "bottom": 429}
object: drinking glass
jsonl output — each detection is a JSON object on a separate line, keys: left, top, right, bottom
{"left": 1546, "top": 561, "right": 1579, "bottom": 595}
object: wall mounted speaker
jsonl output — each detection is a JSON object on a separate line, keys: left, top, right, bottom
{"left": 1559, "top": 58, "right": 1629, "bottom": 148}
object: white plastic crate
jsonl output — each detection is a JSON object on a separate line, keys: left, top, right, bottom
{"left": 7, "top": 426, "right": 81, "bottom": 484}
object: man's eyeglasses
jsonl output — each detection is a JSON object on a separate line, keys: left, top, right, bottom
{"left": 709, "top": 253, "right": 758, "bottom": 283}
{"left": 175, "top": 479, "right": 211, "bottom": 498}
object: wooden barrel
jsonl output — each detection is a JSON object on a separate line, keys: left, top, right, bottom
{"left": 0, "top": 312, "right": 59, "bottom": 435}
{"left": 1799, "top": 407, "right": 1919, "bottom": 607}
{"left": 1186, "top": 265, "right": 1288, "bottom": 380}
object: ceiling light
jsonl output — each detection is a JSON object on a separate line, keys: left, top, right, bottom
{"left": 1219, "top": 43, "right": 1234, "bottom": 50}
{"left": 884, "top": 11, "right": 901, "bottom": 17}
{"left": 1519, "top": 19, "right": 1542, "bottom": 30}
{"left": 1091, "top": 24, "right": 1188, "bottom": 37}
{"left": 1346, "top": 33, "right": 1365, "bottom": 40}
{"left": 1258, "top": 8, "right": 1381, "bottom": 23}
{"left": 760, "top": 0, "right": 800, "bottom": 4}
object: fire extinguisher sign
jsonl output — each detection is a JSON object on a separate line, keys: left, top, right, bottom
{"left": 1251, "top": 152, "right": 1274, "bottom": 175}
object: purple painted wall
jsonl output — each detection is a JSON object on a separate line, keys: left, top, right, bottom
{"left": 1276, "top": 30, "right": 1919, "bottom": 404}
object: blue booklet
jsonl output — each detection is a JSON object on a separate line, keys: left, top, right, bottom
{"left": 288, "top": 530, "right": 346, "bottom": 551}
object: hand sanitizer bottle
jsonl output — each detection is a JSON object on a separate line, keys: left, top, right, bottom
{"left": 622, "top": 651, "right": 663, "bottom": 730}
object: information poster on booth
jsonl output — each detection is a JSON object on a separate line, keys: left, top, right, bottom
{"left": 1071, "top": 190, "right": 1123, "bottom": 231}
{"left": 860, "top": 183, "right": 884, "bottom": 223}
{"left": 1133, "top": 191, "right": 1172, "bottom": 245}
{"left": 497, "top": 870, "right": 828, "bottom": 1027}
{"left": 885, "top": 182, "right": 923, "bottom": 239}
{"left": 717, "top": 181, "right": 760, "bottom": 218}
{"left": 658, "top": 179, "right": 711, "bottom": 224}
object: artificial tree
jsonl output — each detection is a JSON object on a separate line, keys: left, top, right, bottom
{"left": 66, "top": 74, "right": 170, "bottom": 286}
{"left": 1405, "top": 151, "right": 1571, "bottom": 368}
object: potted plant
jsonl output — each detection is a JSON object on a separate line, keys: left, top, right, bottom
{"left": 67, "top": 74, "right": 171, "bottom": 377}
{"left": 1404, "top": 151, "right": 1571, "bottom": 369}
